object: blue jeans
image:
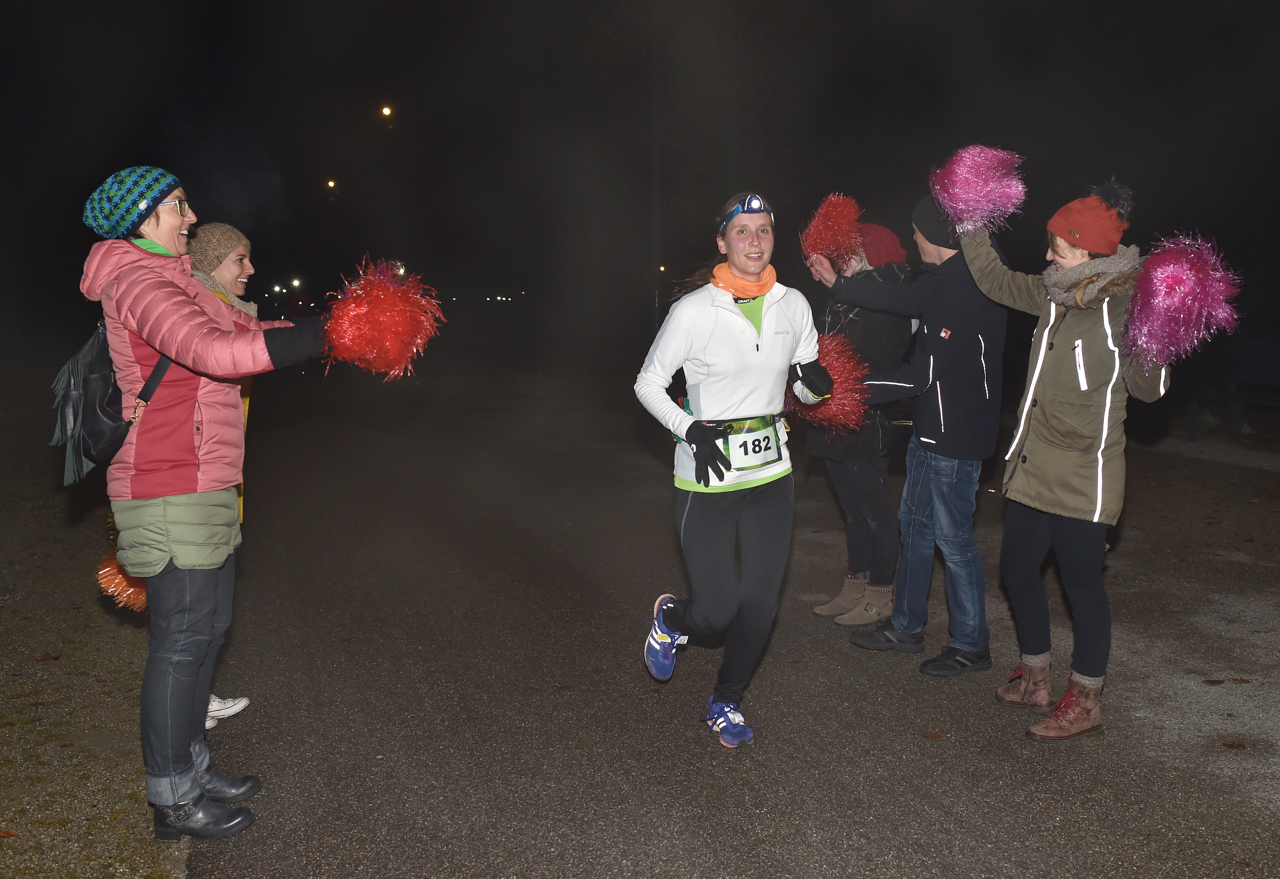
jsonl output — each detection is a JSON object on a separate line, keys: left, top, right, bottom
{"left": 891, "top": 436, "right": 988, "bottom": 652}
{"left": 140, "top": 555, "right": 235, "bottom": 805}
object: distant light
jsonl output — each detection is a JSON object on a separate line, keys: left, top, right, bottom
{"left": 273, "top": 285, "right": 282, "bottom": 292}
{"left": 327, "top": 180, "right": 335, "bottom": 188}
{"left": 397, "top": 265, "right": 406, "bottom": 276}
{"left": 382, "top": 107, "right": 392, "bottom": 116}
{"left": 292, "top": 279, "right": 301, "bottom": 288}
{"left": 659, "top": 266, "right": 665, "bottom": 272}
{"left": 521, "top": 291, "right": 526, "bottom": 295}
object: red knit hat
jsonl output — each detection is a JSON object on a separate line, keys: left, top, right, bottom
{"left": 1046, "top": 196, "right": 1129, "bottom": 255}
{"left": 860, "top": 223, "right": 908, "bottom": 268}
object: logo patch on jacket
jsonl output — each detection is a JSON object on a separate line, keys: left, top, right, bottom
{"left": 939, "top": 328, "right": 951, "bottom": 339}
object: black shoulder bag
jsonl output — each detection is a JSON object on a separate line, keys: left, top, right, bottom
{"left": 50, "top": 321, "right": 172, "bottom": 485}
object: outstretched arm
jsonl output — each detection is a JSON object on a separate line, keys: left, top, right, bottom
{"left": 960, "top": 230, "right": 1046, "bottom": 316}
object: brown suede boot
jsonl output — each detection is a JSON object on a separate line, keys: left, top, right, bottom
{"left": 1027, "top": 674, "right": 1104, "bottom": 741}
{"left": 833, "top": 584, "right": 894, "bottom": 628}
{"left": 813, "top": 575, "right": 868, "bottom": 616}
{"left": 995, "top": 659, "right": 1054, "bottom": 714}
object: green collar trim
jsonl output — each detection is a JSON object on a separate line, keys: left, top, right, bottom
{"left": 131, "top": 238, "right": 176, "bottom": 257}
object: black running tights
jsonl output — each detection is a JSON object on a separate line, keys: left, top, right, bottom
{"left": 663, "top": 475, "right": 794, "bottom": 704}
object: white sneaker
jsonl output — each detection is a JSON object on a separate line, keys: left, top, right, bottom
{"left": 205, "top": 715, "right": 218, "bottom": 730}
{"left": 207, "top": 695, "right": 250, "bottom": 720}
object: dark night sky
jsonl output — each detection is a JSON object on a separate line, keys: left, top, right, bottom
{"left": 4, "top": 1, "right": 1276, "bottom": 364}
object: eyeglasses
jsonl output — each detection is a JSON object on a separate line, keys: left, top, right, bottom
{"left": 718, "top": 194, "right": 773, "bottom": 235}
{"left": 156, "top": 198, "right": 190, "bottom": 217}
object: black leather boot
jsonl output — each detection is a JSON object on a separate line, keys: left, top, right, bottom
{"left": 198, "top": 767, "right": 263, "bottom": 804}
{"left": 153, "top": 794, "right": 254, "bottom": 841}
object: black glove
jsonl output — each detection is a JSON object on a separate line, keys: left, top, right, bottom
{"left": 262, "top": 314, "right": 327, "bottom": 370}
{"left": 790, "top": 359, "right": 833, "bottom": 398}
{"left": 685, "top": 421, "right": 731, "bottom": 487}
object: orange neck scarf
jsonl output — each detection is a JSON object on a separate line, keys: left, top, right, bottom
{"left": 711, "top": 262, "right": 776, "bottom": 299}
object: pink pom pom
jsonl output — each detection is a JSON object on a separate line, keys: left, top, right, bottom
{"left": 785, "top": 333, "right": 871, "bottom": 434}
{"left": 930, "top": 145, "right": 1026, "bottom": 234}
{"left": 325, "top": 259, "right": 446, "bottom": 380}
{"left": 1125, "top": 235, "right": 1241, "bottom": 369}
{"left": 800, "top": 194, "right": 862, "bottom": 269}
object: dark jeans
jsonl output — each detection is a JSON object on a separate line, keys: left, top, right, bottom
{"left": 824, "top": 453, "right": 899, "bottom": 584}
{"left": 892, "top": 436, "right": 988, "bottom": 652}
{"left": 665, "top": 475, "right": 794, "bottom": 704}
{"left": 141, "top": 555, "right": 235, "bottom": 805}
{"left": 1000, "top": 500, "right": 1110, "bottom": 677}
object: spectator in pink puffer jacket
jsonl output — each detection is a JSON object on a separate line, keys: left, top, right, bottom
{"left": 81, "top": 166, "right": 324, "bottom": 842}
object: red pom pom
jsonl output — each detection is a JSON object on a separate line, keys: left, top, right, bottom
{"left": 98, "top": 551, "right": 147, "bottom": 613}
{"left": 325, "top": 259, "right": 445, "bottom": 380}
{"left": 800, "top": 194, "right": 862, "bottom": 270}
{"left": 1126, "top": 235, "right": 1241, "bottom": 369}
{"left": 785, "top": 333, "right": 871, "bottom": 434}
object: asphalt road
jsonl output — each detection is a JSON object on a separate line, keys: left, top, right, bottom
{"left": 165, "top": 355, "right": 1279, "bottom": 879}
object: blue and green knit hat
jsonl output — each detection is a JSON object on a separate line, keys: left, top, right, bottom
{"left": 83, "top": 166, "right": 182, "bottom": 239}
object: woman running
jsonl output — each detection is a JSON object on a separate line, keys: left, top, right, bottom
{"left": 635, "top": 192, "right": 831, "bottom": 747}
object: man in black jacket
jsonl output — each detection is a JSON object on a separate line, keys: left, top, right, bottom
{"left": 809, "top": 195, "right": 1007, "bottom": 676}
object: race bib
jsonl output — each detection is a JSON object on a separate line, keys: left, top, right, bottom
{"left": 721, "top": 417, "right": 783, "bottom": 471}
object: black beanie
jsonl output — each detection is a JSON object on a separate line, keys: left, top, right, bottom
{"left": 911, "top": 195, "right": 955, "bottom": 249}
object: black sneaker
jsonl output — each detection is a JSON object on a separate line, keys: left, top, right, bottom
{"left": 919, "top": 646, "right": 992, "bottom": 677}
{"left": 848, "top": 619, "right": 925, "bottom": 653}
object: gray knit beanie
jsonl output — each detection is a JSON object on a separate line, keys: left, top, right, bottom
{"left": 189, "top": 223, "right": 251, "bottom": 274}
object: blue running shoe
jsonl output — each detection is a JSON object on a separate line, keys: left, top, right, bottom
{"left": 703, "top": 698, "right": 755, "bottom": 748}
{"left": 644, "top": 594, "right": 686, "bottom": 681}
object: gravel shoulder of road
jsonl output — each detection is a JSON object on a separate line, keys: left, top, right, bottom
{"left": 1, "top": 346, "right": 187, "bottom": 879}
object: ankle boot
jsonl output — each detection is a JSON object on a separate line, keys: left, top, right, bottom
{"left": 1027, "top": 675, "right": 1104, "bottom": 741}
{"left": 198, "top": 767, "right": 262, "bottom": 804}
{"left": 154, "top": 794, "right": 255, "bottom": 841}
{"left": 833, "top": 584, "right": 894, "bottom": 628}
{"left": 996, "top": 662, "right": 1054, "bottom": 714}
{"left": 814, "top": 575, "right": 868, "bottom": 616}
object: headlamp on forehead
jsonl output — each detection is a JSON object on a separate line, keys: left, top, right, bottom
{"left": 719, "top": 194, "right": 774, "bottom": 235}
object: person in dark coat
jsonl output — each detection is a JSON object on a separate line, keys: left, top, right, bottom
{"left": 809, "top": 224, "right": 914, "bottom": 629}
{"left": 809, "top": 195, "right": 1007, "bottom": 677}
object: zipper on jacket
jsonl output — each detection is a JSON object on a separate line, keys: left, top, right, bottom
{"left": 1073, "top": 340, "right": 1088, "bottom": 391}
{"left": 726, "top": 294, "right": 764, "bottom": 353}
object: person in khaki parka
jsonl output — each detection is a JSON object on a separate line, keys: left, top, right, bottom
{"left": 959, "top": 180, "right": 1170, "bottom": 741}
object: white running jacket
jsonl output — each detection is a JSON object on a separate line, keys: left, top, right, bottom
{"left": 635, "top": 282, "right": 821, "bottom": 491}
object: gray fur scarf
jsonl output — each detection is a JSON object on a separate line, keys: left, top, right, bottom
{"left": 1041, "top": 244, "right": 1141, "bottom": 309}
